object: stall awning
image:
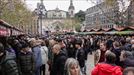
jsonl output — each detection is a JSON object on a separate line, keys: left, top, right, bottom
{"left": 0, "top": 29, "right": 10, "bottom": 36}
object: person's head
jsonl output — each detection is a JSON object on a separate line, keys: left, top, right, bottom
{"left": 64, "top": 58, "right": 81, "bottom": 75}
{"left": 52, "top": 44, "right": 61, "bottom": 55}
{"left": 29, "top": 38, "right": 37, "bottom": 47}
{"left": 21, "top": 42, "right": 30, "bottom": 52}
{"left": 113, "top": 41, "right": 120, "bottom": 48}
{"left": 49, "top": 39, "right": 56, "bottom": 47}
{"left": 126, "top": 37, "right": 131, "bottom": 43}
{"left": 120, "top": 51, "right": 133, "bottom": 61}
{"left": 123, "top": 67, "right": 134, "bottom": 75}
{"left": 41, "top": 40, "right": 46, "bottom": 46}
{"left": 100, "top": 42, "right": 107, "bottom": 51}
{"left": 105, "top": 51, "right": 116, "bottom": 64}
{"left": 131, "top": 40, "right": 134, "bottom": 45}
{"left": 75, "top": 39, "right": 82, "bottom": 49}
{"left": 0, "top": 43, "right": 5, "bottom": 56}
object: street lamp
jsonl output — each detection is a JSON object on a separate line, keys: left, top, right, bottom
{"left": 35, "top": 1, "right": 46, "bottom": 36}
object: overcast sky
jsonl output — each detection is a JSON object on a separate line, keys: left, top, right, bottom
{"left": 25, "top": 0, "right": 96, "bottom": 13}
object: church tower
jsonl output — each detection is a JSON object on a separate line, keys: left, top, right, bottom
{"left": 68, "top": 0, "right": 75, "bottom": 18}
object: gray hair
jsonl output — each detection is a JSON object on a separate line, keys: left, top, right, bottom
{"left": 123, "top": 67, "right": 134, "bottom": 75}
{"left": 64, "top": 58, "right": 82, "bottom": 75}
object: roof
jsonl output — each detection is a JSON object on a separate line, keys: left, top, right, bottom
{"left": 69, "top": 5, "right": 75, "bottom": 10}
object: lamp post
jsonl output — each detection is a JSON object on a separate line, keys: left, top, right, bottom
{"left": 36, "top": 0, "right": 46, "bottom": 36}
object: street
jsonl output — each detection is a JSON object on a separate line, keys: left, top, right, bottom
{"left": 86, "top": 53, "right": 94, "bottom": 75}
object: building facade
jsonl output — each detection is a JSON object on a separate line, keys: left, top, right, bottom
{"left": 34, "top": 0, "right": 75, "bottom": 34}
{"left": 85, "top": 1, "right": 119, "bottom": 30}
{"left": 46, "top": 7, "right": 68, "bottom": 19}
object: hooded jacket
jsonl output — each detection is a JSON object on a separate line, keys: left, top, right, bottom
{"left": 91, "top": 63, "right": 122, "bottom": 75}
{"left": 0, "top": 51, "right": 19, "bottom": 75}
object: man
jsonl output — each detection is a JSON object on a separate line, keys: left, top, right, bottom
{"left": 50, "top": 44, "right": 67, "bottom": 75}
{"left": 75, "top": 39, "right": 85, "bottom": 74}
{"left": 18, "top": 42, "right": 35, "bottom": 75}
{"left": 94, "top": 42, "right": 108, "bottom": 66}
{"left": 55, "top": 38, "right": 68, "bottom": 57}
{"left": 111, "top": 41, "right": 122, "bottom": 66}
{"left": 0, "top": 43, "right": 19, "bottom": 75}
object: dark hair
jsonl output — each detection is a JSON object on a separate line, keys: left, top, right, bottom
{"left": 123, "top": 51, "right": 133, "bottom": 58}
{"left": 20, "top": 42, "right": 29, "bottom": 49}
{"left": 123, "top": 67, "right": 134, "bottom": 75}
{"left": 0, "top": 42, "right": 5, "bottom": 53}
{"left": 113, "top": 41, "right": 121, "bottom": 47}
{"left": 105, "top": 51, "right": 116, "bottom": 64}
{"left": 54, "top": 38, "right": 63, "bottom": 43}
{"left": 75, "top": 39, "right": 82, "bottom": 46}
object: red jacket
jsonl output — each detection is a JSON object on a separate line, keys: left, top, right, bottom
{"left": 91, "top": 63, "right": 122, "bottom": 75}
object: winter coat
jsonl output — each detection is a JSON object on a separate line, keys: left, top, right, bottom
{"left": 40, "top": 46, "right": 48, "bottom": 65}
{"left": 0, "top": 51, "right": 19, "bottom": 75}
{"left": 32, "top": 45, "right": 42, "bottom": 69}
{"left": 111, "top": 48, "right": 122, "bottom": 66}
{"left": 18, "top": 51, "right": 35, "bottom": 74}
{"left": 122, "top": 56, "right": 134, "bottom": 68}
{"left": 75, "top": 48, "right": 85, "bottom": 68}
{"left": 50, "top": 51, "right": 67, "bottom": 75}
{"left": 91, "top": 63, "right": 122, "bottom": 75}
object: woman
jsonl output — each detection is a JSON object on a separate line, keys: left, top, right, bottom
{"left": 64, "top": 58, "right": 82, "bottom": 75}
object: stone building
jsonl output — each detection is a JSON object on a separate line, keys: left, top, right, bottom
{"left": 85, "top": 1, "right": 119, "bottom": 30}
{"left": 34, "top": 0, "right": 75, "bottom": 34}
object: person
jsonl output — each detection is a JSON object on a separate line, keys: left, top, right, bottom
{"left": 40, "top": 40, "right": 48, "bottom": 75}
{"left": 120, "top": 51, "right": 134, "bottom": 68}
{"left": 75, "top": 39, "right": 85, "bottom": 74}
{"left": 64, "top": 58, "right": 82, "bottom": 75}
{"left": 50, "top": 44, "right": 67, "bottom": 75}
{"left": 123, "top": 67, "right": 134, "bottom": 75}
{"left": 94, "top": 42, "right": 108, "bottom": 66}
{"left": 29, "top": 38, "right": 42, "bottom": 75}
{"left": 18, "top": 42, "right": 35, "bottom": 75}
{"left": 111, "top": 41, "right": 122, "bottom": 66}
{"left": 55, "top": 38, "right": 68, "bottom": 57}
{"left": 91, "top": 51, "right": 122, "bottom": 75}
{"left": 0, "top": 42, "right": 19, "bottom": 75}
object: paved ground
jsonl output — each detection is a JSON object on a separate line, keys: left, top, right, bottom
{"left": 45, "top": 53, "right": 95, "bottom": 75}
{"left": 86, "top": 53, "right": 94, "bottom": 75}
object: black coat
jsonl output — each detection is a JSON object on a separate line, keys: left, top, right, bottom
{"left": 76, "top": 48, "right": 85, "bottom": 68}
{"left": 50, "top": 51, "right": 67, "bottom": 75}
{"left": 111, "top": 48, "right": 121, "bottom": 66}
{"left": 18, "top": 51, "right": 35, "bottom": 75}
{"left": 0, "top": 51, "right": 19, "bottom": 75}
{"left": 122, "top": 56, "right": 134, "bottom": 68}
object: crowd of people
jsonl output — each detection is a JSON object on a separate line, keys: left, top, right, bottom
{"left": 0, "top": 34, "right": 134, "bottom": 75}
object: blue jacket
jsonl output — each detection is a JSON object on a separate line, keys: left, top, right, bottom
{"left": 32, "top": 45, "right": 42, "bottom": 69}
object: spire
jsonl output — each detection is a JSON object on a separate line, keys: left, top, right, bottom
{"left": 41, "top": 0, "right": 43, "bottom": 4}
{"left": 68, "top": 0, "right": 75, "bottom": 18}
{"left": 70, "top": 0, "right": 73, "bottom": 6}
{"left": 69, "top": 0, "right": 74, "bottom": 10}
